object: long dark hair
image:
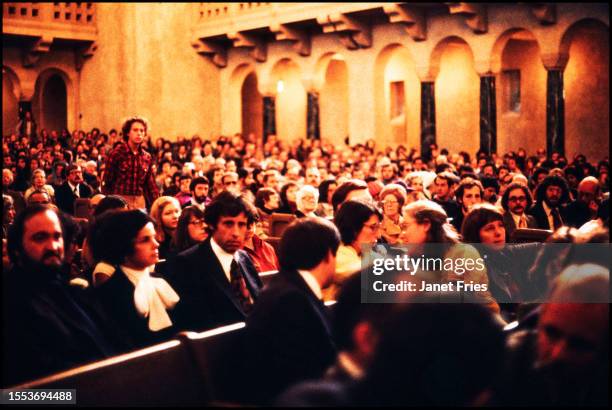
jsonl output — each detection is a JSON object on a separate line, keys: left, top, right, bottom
{"left": 172, "top": 206, "right": 206, "bottom": 253}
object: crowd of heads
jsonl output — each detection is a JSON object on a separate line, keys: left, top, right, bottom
{"left": 2, "top": 122, "right": 609, "bottom": 405}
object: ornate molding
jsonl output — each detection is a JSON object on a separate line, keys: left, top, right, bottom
{"left": 447, "top": 3, "right": 487, "bottom": 34}
{"left": 317, "top": 13, "right": 371, "bottom": 50}
{"left": 22, "top": 35, "right": 53, "bottom": 67}
{"left": 75, "top": 41, "right": 98, "bottom": 72}
{"left": 383, "top": 4, "right": 426, "bottom": 41}
{"left": 228, "top": 31, "right": 267, "bottom": 63}
{"left": 529, "top": 4, "right": 556, "bottom": 25}
{"left": 191, "top": 38, "right": 228, "bottom": 68}
{"left": 270, "top": 23, "right": 311, "bottom": 57}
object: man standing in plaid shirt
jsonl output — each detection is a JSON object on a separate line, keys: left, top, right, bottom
{"left": 102, "top": 117, "right": 159, "bottom": 210}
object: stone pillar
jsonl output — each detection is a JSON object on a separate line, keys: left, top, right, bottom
{"left": 347, "top": 53, "right": 375, "bottom": 145}
{"left": 262, "top": 95, "right": 276, "bottom": 144}
{"left": 306, "top": 91, "right": 320, "bottom": 140}
{"left": 479, "top": 75, "right": 497, "bottom": 155}
{"left": 420, "top": 81, "right": 436, "bottom": 159}
{"left": 546, "top": 69, "right": 564, "bottom": 157}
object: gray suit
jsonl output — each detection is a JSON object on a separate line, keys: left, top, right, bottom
{"left": 503, "top": 212, "right": 537, "bottom": 242}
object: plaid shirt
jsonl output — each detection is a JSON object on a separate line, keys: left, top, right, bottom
{"left": 102, "top": 142, "right": 159, "bottom": 205}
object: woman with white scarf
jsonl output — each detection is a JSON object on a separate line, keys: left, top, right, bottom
{"left": 90, "top": 209, "right": 180, "bottom": 353}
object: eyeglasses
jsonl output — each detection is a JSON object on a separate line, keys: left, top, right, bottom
{"left": 189, "top": 219, "right": 206, "bottom": 226}
{"left": 508, "top": 196, "right": 527, "bottom": 202}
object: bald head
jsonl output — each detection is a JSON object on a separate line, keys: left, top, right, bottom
{"left": 577, "top": 176, "right": 600, "bottom": 204}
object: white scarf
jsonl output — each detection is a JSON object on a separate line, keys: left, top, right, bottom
{"left": 120, "top": 265, "right": 180, "bottom": 332}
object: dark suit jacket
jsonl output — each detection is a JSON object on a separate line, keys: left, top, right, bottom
{"left": 528, "top": 202, "right": 569, "bottom": 230}
{"left": 168, "top": 238, "right": 262, "bottom": 332}
{"left": 244, "top": 270, "right": 337, "bottom": 404}
{"left": 55, "top": 181, "right": 94, "bottom": 215}
{"left": 562, "top": 200, "right": 592, "bottom": 228}
{"left": 93, "top": 267, "right": 177, "bottom": 354}
{"left": 503, "top": 212, "right": 538, "bottom": 242}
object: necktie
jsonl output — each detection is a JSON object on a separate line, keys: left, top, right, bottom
{"left": 550, "top": 208, "right": 563, "bottom": 230}
{"left": 230, "top": 259, "right": 253, "bottom": 313}
{"left": 73, "top": 185, "right": 79, "bottom": 198}
{"left": 519, "top": 216, "right": 527, "bottom": 229}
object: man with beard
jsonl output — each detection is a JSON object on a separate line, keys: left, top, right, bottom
{"left": 501, "top": 182, "right": 538, "bottom": 242}
{"left": 495, "top": 264, "right": 609, "bottom": 406}
{"left": 181, "top": 176, "right": 209, "bottom": 211}
{"left": 528, "top": 175, "right": 570, "bottom": 230}
{"left": 3, "top": 205, "right": 117, "bottom": 386}
{"left": 55, "top": 164, "right": 94, "bottom": 215}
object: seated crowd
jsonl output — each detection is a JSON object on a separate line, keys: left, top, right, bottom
{"left": 1, "top": 122, "right": 610, "bottom": 406}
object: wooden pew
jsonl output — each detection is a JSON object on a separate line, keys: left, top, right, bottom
{"left": 511, "top": 228, "right": 552, "bottom": 243}
{"left": 11, "top": 339, "right": 209, "bottom": 406}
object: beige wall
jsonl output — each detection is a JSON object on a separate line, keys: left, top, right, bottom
{"left": 435, "top": 41, "right": 480, "bottom": 156}
{"left": 2, "top": 69, "right": 19, "bottom": 136}
{"left": 241, "top": 72, "right": 263, "bottom": 141}
{"left": 320, "top": 58, "right": 349, "bottom": 147}
{"left": 497, "top": 39, "right": 547, "bottom": 155}
{"left": 564, "top": 20, "right": 609, "bottom": 162}
{"left": 79, "top": 3, "right": 220, "bottom": 140}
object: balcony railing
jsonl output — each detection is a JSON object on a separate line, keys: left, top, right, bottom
{"left": 3, "top": 2, "right": 97, "bottom": 41}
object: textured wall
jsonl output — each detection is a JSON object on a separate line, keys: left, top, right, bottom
{"left": 79, "top": 3, "right": 220, "bottom": 140}
{"left": 320, "top": 59, "right": 349, "bottom": 147}
{"left": 497, "top": 39, "right": 547, "bottom": 156}
{"left": 435, "top": 41, "right": 480, "bottom": 156}
{"left": 564, "top": 21, "right": 609, "bottom": 162}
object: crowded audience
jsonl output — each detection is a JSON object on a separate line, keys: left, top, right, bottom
{"left": 1, "top": 118, "right": 609, "bottom": 406}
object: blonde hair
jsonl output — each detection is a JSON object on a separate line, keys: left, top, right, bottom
{"left": 150, "top": 196, "right": 180, "bottom": 242}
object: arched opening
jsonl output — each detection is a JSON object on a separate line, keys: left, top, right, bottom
{"left": 432, "top": 37, "right": 479, "bottom": 156}
{"left": 319, "top": 54, "right": 349, "bottom": 146}
{"left": 2, "top": 67, "right": 20, "bottom": 136}
{"left": 496, "top": 29, "right": 546, "bottom": 155}
{"left": 41, "top": 74, "right": 67, "bottom": 133}
{"left": 374, "top": 44, "right": 420, "bottom": 150}
{"left": 563, "top": 19, "right": 609, "bottom": 162}
{"left": 241, "top": 71, "right": 263, "bottom": 143}
{"left": 270, "top": 58, "right": 306, "bottom": 142}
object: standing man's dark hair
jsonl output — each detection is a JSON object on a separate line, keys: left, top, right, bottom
{"left": 121, "top": 117, "right": 148, "bottom": 142}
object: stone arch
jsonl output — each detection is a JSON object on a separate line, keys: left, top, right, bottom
{"left": 34, "top": 68, "right": 73, "bottom": 134}
{"left": 562, "top": 18, "right": 609, "bottom": 161}
{"left": 228, "top": 63, "right": 262, "bottom": 140}
{"left": 492, "top": 28, "right": 546, "bottom": 156}
{"left": 314, "top": 52, "right": 349, "bottom": 146}
{"left": 430, "top": 36, "right": 480, "bottom": 156}
{"left": 2, "top": 66, "right": 22, "bottom": 135}
{"left": 268, "top": 58, "right": 307, "bottom": 142}
{"left": 374, "top": 43, "right": 420, "bottom": 149}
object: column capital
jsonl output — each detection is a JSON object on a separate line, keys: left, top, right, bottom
{"left": 541, "top": 52, "right": 569, "bottom": 71}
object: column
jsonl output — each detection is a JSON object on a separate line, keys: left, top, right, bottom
{"left": 262, "top": 95, "right": 276, "bottom": 144}
{"left": 546, "top": 69, "right": 564, "bottom": 157}
{"left": 347, "top": 53, "right": 375, "bottom": 145}
{"left": 479, "top": 75, "right": 497, "bottom": 155}
{"left": 420, "top": 81, "right": 436, "bottom": 160}
{"left": 306, "top": 91, "right": 320, "bottom": 140}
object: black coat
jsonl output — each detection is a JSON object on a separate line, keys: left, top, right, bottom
{"left": 168, "top": 238, "right": 262, "bottom": 332}
{"left": 92, "top": 266, "right": 177, "bottom": 354}
{"left": 55, "top": 181, "right": 94, "bottom": 215}
{"left": 244, "top": 270, "right": 337, "bottom": 404}
{"left": 2, "top": 266, "right": 117, "bottom": 386}
{"left": 528, "top": 201, "right": 569, "bottom": 230}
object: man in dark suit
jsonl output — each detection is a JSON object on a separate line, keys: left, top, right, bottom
{"left": 169, "top": 191, "right": 262, "bottom": 332}
{"left": 55, "top": 164, "right": 94, "bottom": 215}
{"left": 501, "top": 182, "right": 538, "bottom": 242}
{"left": 563, "top": 176, "right": 600, "bottom": 228}
{"left": 244, "top": 217, "right": 341, "bottom": 404}
{"left": 3, "top": 205, "right": 117, "bottom": 386}
{"left": 528, "top": 175, "right": 570, "bottom": 230}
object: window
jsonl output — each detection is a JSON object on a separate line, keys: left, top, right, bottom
{"left": 504, "top": 70, "right": 521, "bottom": 113}
{"left": 390, "top": 81, "right": 405, "bottom": 119}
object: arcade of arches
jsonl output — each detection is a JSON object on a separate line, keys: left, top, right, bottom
{"left": 2, "top": 3, "right": 609, "bottom": 161}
